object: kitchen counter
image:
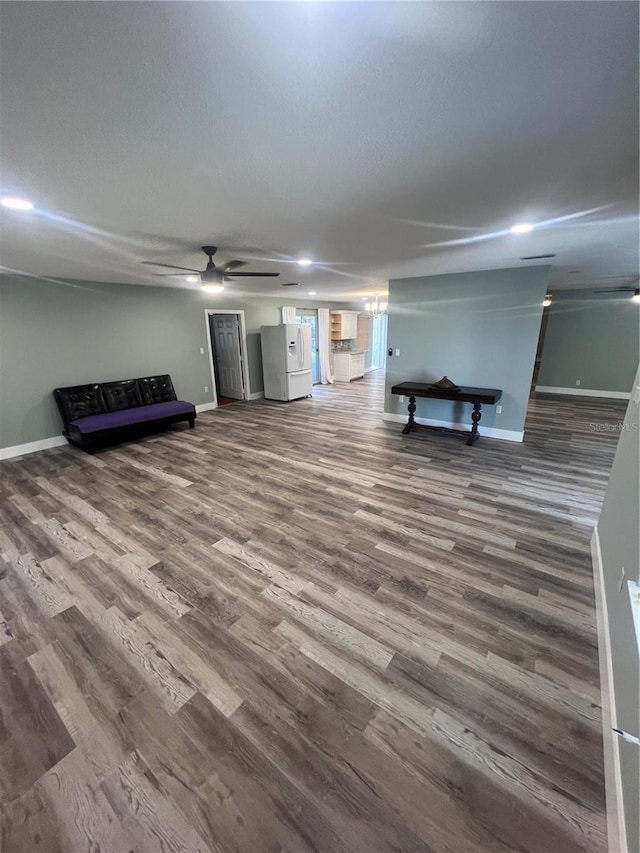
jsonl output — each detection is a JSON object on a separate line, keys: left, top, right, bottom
{"left": 331, "top": 351, "right": 366, "bottom": 382}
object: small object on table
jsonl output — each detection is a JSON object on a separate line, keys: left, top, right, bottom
{"left": 391, "top": 381, "right": 502, "bottom": 446}
{"left": 430, "top": 376, "right": 460, "bottom": 391}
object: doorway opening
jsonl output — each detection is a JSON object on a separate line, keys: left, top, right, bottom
{"left": 205, "top": 310, "right": 251, "bottom": 407}
{"left": 296, "top": 311, "right": 320, "bottom": 384}
{"left": 530, "top": 304, "right": 551, "bottom": 395}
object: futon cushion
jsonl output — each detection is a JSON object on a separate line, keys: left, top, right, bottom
{"left": 54, "top": 383, "right": 107, "bottom": 423}
{"left": 138, "top": 375, "right": 177, "bottom": 405}
{"left": 69, "top": 401, "right": 195, "bottom": 434}
{"left": 102, "top": 379, "right": 143, "bottom": 412}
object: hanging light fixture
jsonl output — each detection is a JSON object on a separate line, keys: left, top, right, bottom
{"left": 365, "top": 295, "right": 388, "bottom": 317}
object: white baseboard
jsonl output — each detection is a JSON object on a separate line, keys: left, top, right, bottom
{"left": 196, "top": 402, "right": 217, "bottom": 413}
{"left": 382, "top": 412, "right": 523, "bottom": 443}
{"left": 249, "top": 391, "right": 265, "bottom": 401}
{"left": 536, "top": 386, "right": 631, "bottom": 400}
{"left": 0, "top": 435, "right": 67, "bottom": 461}
{"left": 592, "top": 528, "right": 627, "bottom": 853}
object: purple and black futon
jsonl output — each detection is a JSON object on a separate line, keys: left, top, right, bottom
{"left": 54, "top": 375, "right": 196, "bottom": 453}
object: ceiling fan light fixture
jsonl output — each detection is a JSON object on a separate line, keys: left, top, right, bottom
{"left": 1, "top": 195, "right": 33, "bottom": 211}
{"left": 201, "top": 284, "right": 224, "bottom": 294}
{"left": 186, "top": 275, "right": 199, "bottom": 283}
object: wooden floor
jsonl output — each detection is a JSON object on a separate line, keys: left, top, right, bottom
{"left": 0, "top": 371, "right": 626, "bottom": 853}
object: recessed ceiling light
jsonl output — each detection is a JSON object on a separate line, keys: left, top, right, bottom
{"left": 308, "top": 291, "right": 317, "bottom": 296}
{"left": 297, "top": 257, "right": 313, "bottom": 267}
{"left": 186, "top": 275, "right": 199, "bottom": 283}
{"left": 201, "top": 284, "right": 224, "bottom": 294}
{"left": 362, "top": 296, "right": 368, "bottom": 301}
{"left": 510, "top": 223, "right": 534, "bottom": 234}
{"left": 542, "top": 294, "right": 552, "bottom": 307}
{"left": 1, "top": 196, "right": 33, "bottom": 211}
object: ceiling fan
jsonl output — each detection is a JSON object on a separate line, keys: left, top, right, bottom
{"left": 595, "top": 276, "right": 640, "bottom": 301}
{"left": 142, "top": 245, "right": 280, "bottom": 284}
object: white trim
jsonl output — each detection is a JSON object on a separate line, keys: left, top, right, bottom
{"left": 627, "top": 580, "right": 640, "bottom": 655}
{"left": 195, "top": 402, "right": 217, "bottom": 414}
{"left": 204, "top": 309, "right": 252, "bottom": 405}
{"left": 591, "top": 528, "right": 628, "bottom": 853}
{"left": 536, "top": 386, "right": 631, "bottom": 400}
{"left": 0, "top": 435, "right": 67, "bottom": 460}
{"left": 364, "top": 366, "right": 376, "bottom": 374}
{"left": 249, "top": 391, "right": 264, "bottom": 401}
{"left": 382, "top": 412, "right": 524, "bottom": 443}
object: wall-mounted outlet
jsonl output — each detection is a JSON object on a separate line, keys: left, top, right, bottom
{"left": 200, "top": 347, "right": 205, "bottom": 355}
{"left": 618, "top": 566, "right": 626, "bottom": 593}
{"left": 576, "top": 379, "right": 581, "bottom": 386}
{"left": 496, "top": 405, "right": 502, "bottom": 414}
{"left": 395, "top": 348, "right": 401, "bottom": 357}
{"left": 204, "top": 386, "right": 209, "bottom": 393}
{"left": 399, "top": 395, "right": 404, "bottom": 403}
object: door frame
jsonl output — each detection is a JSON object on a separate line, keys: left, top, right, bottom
{"left": 204, "top": 309, "right": 252, "bottom": 407}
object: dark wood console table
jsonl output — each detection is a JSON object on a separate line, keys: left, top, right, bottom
{"left": 390, "top": 382, "right": 502, "bottom": 446}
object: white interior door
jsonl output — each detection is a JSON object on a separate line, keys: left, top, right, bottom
{"left": 210, "top": 314, "right": 244, "bottom": 399}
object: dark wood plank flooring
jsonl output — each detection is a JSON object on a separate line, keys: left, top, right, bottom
{"left": 0, "top": 371, "right": 626, "bottom": 852}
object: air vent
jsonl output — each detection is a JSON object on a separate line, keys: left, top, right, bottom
{"left": 281, "top": 282, "right": 300, "bottom": 287}
{"left": 520, "top": 254, "right": 556, "bottom": 260}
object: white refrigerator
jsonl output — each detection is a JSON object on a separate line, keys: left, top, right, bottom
{"left": 260, "top": 324, "right": 313, "bottom": 401}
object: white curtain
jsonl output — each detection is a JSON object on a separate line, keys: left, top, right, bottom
{"left": 317, "top": 308, "right": 334, "bottom": 385}
{"left": 371, "top": 314, "right": 388, "bottom": 369}
{"left": 281, "top": 306, "right": 297, "bottom": 324}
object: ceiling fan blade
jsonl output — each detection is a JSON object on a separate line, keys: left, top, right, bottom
{"left": 152, "top": 273, "right": 200, "bottom": 277}
{"left": 595, "top": 288, "right": 635, "bottom": 293}
{"left": 221, "top": 260, "right": 247, "bottom": 272}
{"left": 224, "top": 271, "right": 280, "bottom": 277}
{"left": 141, "top": 261, "right": 202, "bottom": 273}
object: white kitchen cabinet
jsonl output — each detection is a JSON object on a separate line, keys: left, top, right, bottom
{"left": 330, "top": 311, "right": 358, "bottom": 340}
{"left": 333, "top": 352, "right": 366, "bottom": 382}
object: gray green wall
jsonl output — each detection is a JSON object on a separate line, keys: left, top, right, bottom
{"left": 0, "top": 275, "right": 351, "bottom": 449}
{"left": 384, "top": 266, "right": 550, "bottom": 437}
{"left": 595, "top": 364, "right": 640, "bottom": 853}
{"left": 537, "top": 292, "right": 640, "bottom": 394}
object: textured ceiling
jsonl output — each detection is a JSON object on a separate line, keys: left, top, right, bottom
{"left": 1, "top": 1, "right": 638, "bottom": 301}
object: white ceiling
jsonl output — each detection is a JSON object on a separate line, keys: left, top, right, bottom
{"left": 1, "top": 1, "right": 638, "bottom": 301}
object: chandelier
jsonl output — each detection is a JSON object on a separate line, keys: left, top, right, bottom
{"left": 365, "top": 295, "right": 387, "bottom": 317}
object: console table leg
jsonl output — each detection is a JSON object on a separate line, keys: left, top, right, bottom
{"left": 402, "top": 396, "right": 417, "bottom": 434}
{"left": 468, "top": 403, "right": 482, "bottom": 445}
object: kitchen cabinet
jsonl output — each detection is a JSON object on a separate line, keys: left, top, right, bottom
{"left": 333, "top": 352, "right": 365, "bottom": 382}
{"left": 356, "top": 314, "right": 370, "bottom": 352}
{"left": 330, "top": 311, "right": 358, "bottom": 340}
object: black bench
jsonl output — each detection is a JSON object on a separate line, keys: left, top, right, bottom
{"left": 54, "top": 374, "right": 196, "bottom": 453}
